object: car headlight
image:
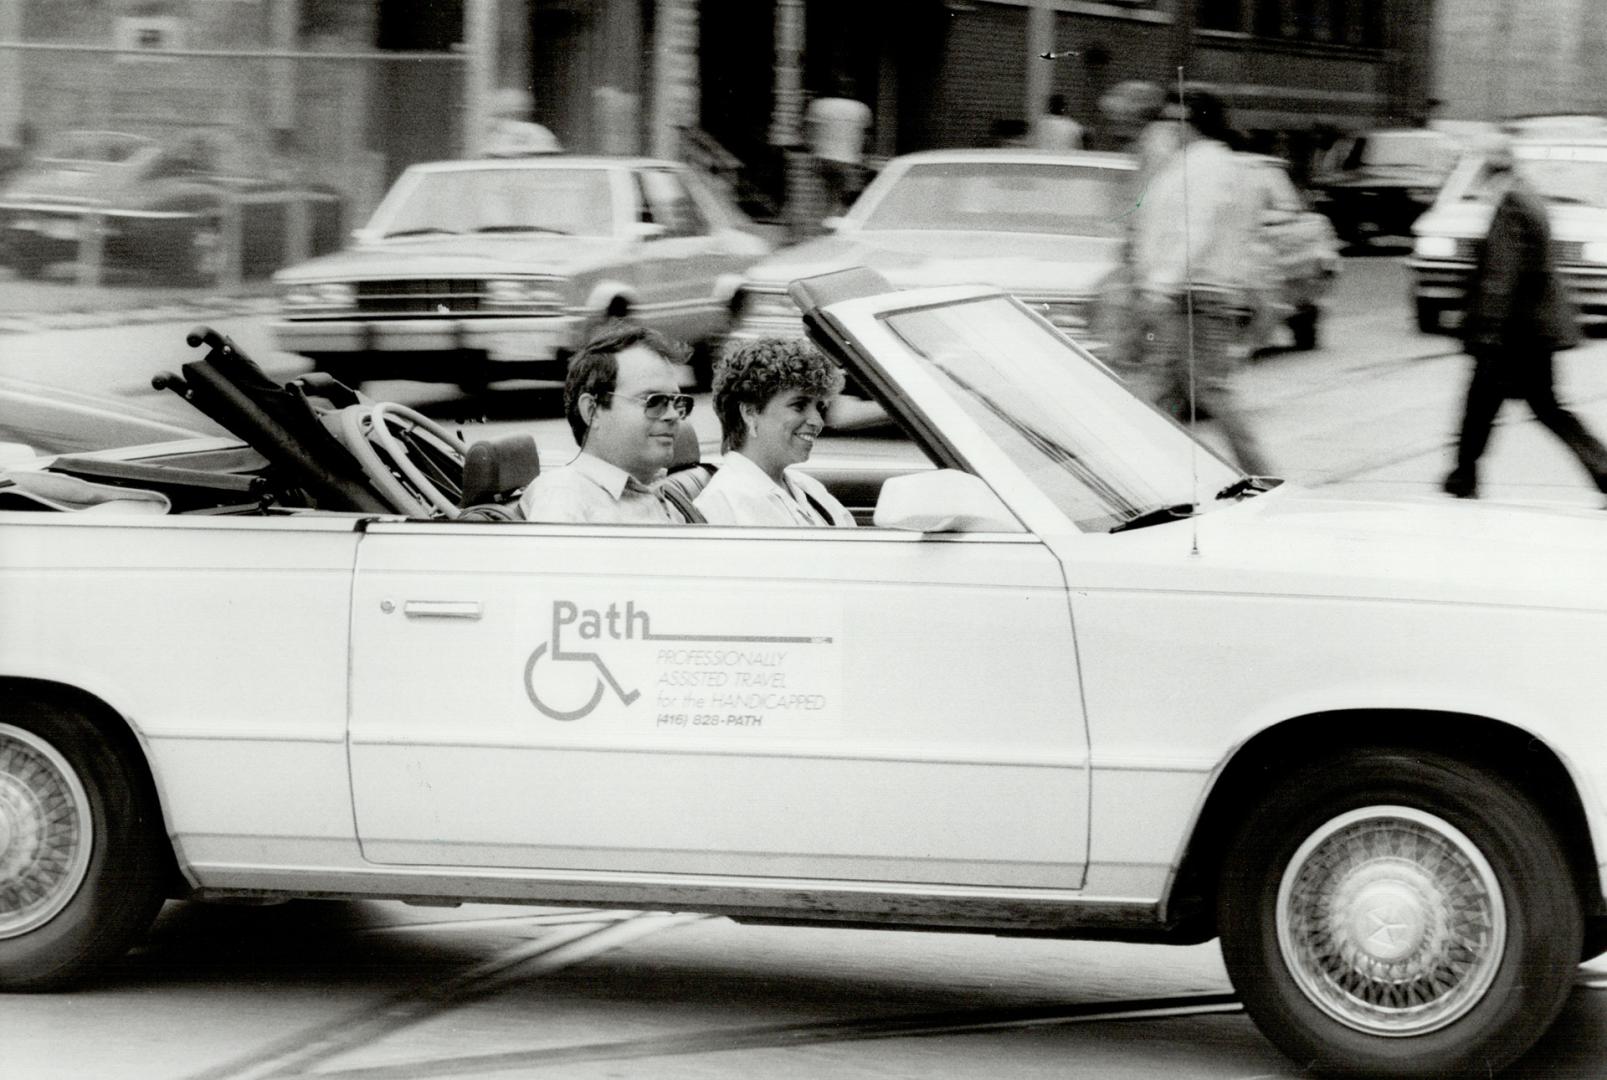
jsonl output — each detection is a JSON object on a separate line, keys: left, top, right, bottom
{"left": 281, "top": 282, "right": 355, "bottom": 311}
{"left": 1582, "top": 241, "right": 1607, "bottom": 264}
{"left": 1413, "top": 235, "right": 1458, "bottom": 259}
{"left": 484, "top": 278, "right": 564, "bottom": 311}
{"left": 735, "top": 287, "right": 799, "bottom": 320}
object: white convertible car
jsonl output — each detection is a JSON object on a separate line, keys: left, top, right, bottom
{"left": 2, "top": 269, "right": 1604, "bottom": 1079}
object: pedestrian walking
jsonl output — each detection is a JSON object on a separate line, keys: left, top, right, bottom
{"left": 482, "top": 87, "right": 561, "bottom": 158}
{"left": 1125, "top": 87, "right": 1274, "bottom": 476}
{"left": 804, "top": 75, "right": 872, "bottom": 217}
{"left": 1035, "top": 94, "right": 1083, "bottom": 150}
{"left": 1443, "top": 132, "right": 1607, "bottom": 500}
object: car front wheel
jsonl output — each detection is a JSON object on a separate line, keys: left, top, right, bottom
{"left": 1218, "top": 750, "right": 1583, "bottom": 1079}
{"left": 1414, "top": 297, "right": 1445, "bottom": 334}
{"left": 0, "top": 702, "right": 168, "bottom": 989}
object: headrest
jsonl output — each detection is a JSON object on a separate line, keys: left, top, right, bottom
{"left": 460, "top": 434, "right": 541, "bottom": 508}
{"left": 669, "top": 423, "right": 702, "bottom": 472}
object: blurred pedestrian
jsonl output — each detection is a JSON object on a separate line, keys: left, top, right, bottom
{"left": 805, "top": 75, "right": 872, "bottom": 216}
{"left": 483, "top": 87, "right": 561, "bottom": 158}
{"left": 1036, "top": 94, "right": 1084, "bottom": 150}
{"left": 1092, "top": 80, "right": 1179, "bottom": 374}
{"left": 1126, "top": 87, "right": 1274, "bottom": 476}
{"left": 1098, "top": 79, "right": 1176, "bottom": 171}
{"left": 1443, "top": 133, "right": 1607, "bottom": 500}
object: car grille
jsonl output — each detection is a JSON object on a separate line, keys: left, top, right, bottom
{"left": 355, "top": 280, "right": 486, "bottom": 315}
{"left": 1555, "top": 240, "right": 1585, "bottom": 264}
{"left": 1453, "top": 238, "right": 1479, "bottom": 260}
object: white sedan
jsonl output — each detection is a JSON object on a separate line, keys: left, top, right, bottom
{"left": 271, "top": 156, "right": 770, "bottom": 388}
{"left": 2, "top": 272, "right": 1605, "bottom": 1079}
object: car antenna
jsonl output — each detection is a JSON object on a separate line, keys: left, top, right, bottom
{"left": 1177, "top": 65, "right": 1202, "bottom": 558}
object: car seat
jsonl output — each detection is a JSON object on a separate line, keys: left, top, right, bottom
{"left": 656, "top": 424, "right": 715, "bottom": 523}
{"left": 458, "top": 434, "right": 541, "bottom": 521}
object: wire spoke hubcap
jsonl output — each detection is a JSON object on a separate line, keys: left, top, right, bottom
{"left": 1277, "top": 805, "right": 1505, "bottom": 1036}
{"left": 0, "top": 725, "right": 92, "bottom": 939}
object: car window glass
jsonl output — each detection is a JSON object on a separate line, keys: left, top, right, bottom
{"left": 636, "top": 169, "right": 709, "bottom": 237}
{"left": 882, "top": 295, "right": 1237, "bottom": 531}
{"left": 1515, "top": 145, "right": 1607, "bottom": 209}
{"left": 858, "top": 162, "right": 1128, "bottom": 237}
{"left": 378, "top": 168, "right": 615, "bottom": 237}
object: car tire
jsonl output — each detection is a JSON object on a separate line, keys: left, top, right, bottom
{"left": 1414, "top": 298, "right": 1444, "bottom": 335}
{"left": 186, "top": 215, "right": 224, "bottom": 285}
{"left": 1218, "top": 749, "right": 1583, "bottom": 1079}
{"left": 311, "top": 357, "right": 363, "bottom": 390}
{"left": 0, "top": 701, "right": 168, "bottom": 990}
{"left": 1287, "top": 306, "right": 1320, "bottom": 352}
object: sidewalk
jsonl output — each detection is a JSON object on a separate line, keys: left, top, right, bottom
{"left": 0, "top": 272, "right": 278, "bottom": 334}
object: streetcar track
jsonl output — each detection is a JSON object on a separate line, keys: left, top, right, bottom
{"left": 308, "top": 992, "right": 1245, "bottom": 1080}
{"left": 181, "top": 911, "right": 705, "bottom": 1080}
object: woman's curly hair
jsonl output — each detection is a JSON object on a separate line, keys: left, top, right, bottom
{"left": 712, "top": 336, "right": 845, "bottom": 452}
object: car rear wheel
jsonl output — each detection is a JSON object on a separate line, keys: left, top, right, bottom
{"left": 187, "top": 216, "right": 224, "bottom": 285}
{"left": 0, "top": 704, "right": 167, "bottom": 990}
{"left": 1287, "top": 305, "right": 1320, "bottom": 351}
{"left": 1414, "top": 298, "right": 1445, "bottom": 334}
{"left": 1218, "top": 750, "right": 1582, "bottom": 1079}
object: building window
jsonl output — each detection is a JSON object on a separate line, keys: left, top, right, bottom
{"left": 1199, "top": 0, "right": 1243, "bottom": 32}
{"left": 1252, "top": 0, "right": 1382, "bottom": 45}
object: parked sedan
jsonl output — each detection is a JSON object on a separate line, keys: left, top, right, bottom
{"left": 1409, "top": 135, "right": 1607, "bottom": 333}
{"left": 1310, "top": 127, "right": 1461, "bottom": 247}
{"left": 3, "top": 275, "right": 1606, "bottom": 1079}
{"left": 271, "top": 157, "right": 772, "bottom": 389}
{"left": 730, "top": 149, "right": 1133, "bottom": 347}
{"left": 0, "top": 129, "right": 344, "bottom": 282}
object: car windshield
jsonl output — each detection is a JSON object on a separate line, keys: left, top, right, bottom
{"left": 1357, "top": 132, "right": 1449, "bottom": 168}
{"left": 858, "top": 161, "right": 1128, "bottom": 236}
{"left": 1456, "top": 145, "right": 1607, "bottom": 209}
{"left": 881, "top": 295, "right": 1240, "bottom": 532}
{"left": 375, "top": 168, "right": 615, "bottom": 238}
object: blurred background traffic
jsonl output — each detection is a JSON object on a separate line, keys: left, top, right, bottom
{"left": 2, "top": 0, "right": 1606, "bottom": 501}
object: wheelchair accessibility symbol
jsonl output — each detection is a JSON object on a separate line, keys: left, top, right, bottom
{"left": 524, "top": 600, "right": 642, "bottom": 721}
{"left": 523, "top": 598, "right": 833, "bottom": 723}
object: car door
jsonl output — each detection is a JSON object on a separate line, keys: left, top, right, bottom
{"left": 631, "top": 166, "right": 727, "bottom": 343}
{"left": 347, "top": 520, "right": 1089, "bottom": 891}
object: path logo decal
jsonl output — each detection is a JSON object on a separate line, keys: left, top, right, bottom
{"left": 523, "top": 599, "right": 839, "bottom": 732}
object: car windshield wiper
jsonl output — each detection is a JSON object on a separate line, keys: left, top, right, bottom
{"left": 473, "top": 225, "right": 571, "bottom": 235}
{"left": 383, "top": 227, "right": 460, "bottom": 238}
{"left": 1215, "top": 475, "right": 1282, "bottom": 501}
{"left": 1543, "top": 194, "right": 1592, "bottom": 206}
{"left": 1109, "top": 502, "right": 1197, "bottom": 533}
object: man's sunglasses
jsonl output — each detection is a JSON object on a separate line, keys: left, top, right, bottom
{"left": 598, "top": 391, "right": 694, "bottom": 420}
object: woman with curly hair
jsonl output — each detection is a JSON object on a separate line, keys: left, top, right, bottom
{"left": 693, "top": 336, "right": 857, "bottom": 527}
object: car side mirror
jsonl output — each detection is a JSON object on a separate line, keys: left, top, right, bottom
{"left": 873, "top": 470, "right": 1024, "bottom": 534}
{"left": 629, "top": 221, "right": 669, "bottom": 242}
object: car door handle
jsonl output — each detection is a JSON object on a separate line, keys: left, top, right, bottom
{"left": 401, "top": 600, "right": 483, "bottom": 620}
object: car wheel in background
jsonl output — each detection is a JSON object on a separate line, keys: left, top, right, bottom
{"left": 310, "top": 356, "right": 363, "bottom": 390}
{"left": 0, "top": 699, "right": 169, "bottom": 990}
{"left": 1287, "top": 305, "right": 1320, "bottom": 352}
{"left": 1414, "top": 297, "right": 1446, "bottom": 334}
{"left": 1218, "top": 749, "right": 1583, "bottom": 1079}
{"left": 185, "top": 215, "right": 224, "bottom": 285}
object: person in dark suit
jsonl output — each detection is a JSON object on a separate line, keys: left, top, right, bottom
{"left": 1444, "top": 133, "right": 1607, "bottom": 500}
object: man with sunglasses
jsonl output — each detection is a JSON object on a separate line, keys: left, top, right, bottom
{"left": 519, "top": 324, "right": 695, "bottom": 523}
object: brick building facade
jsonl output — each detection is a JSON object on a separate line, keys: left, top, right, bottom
{"left": 1430, "top": 0, "right": 1607, "bottom": 122}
